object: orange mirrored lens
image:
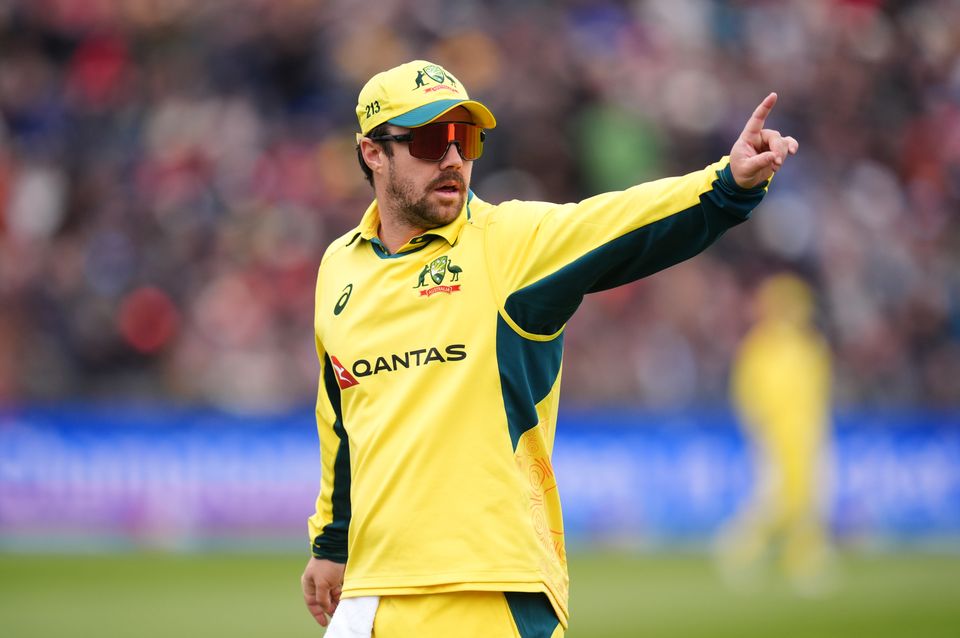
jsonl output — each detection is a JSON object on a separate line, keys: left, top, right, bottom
{"left": 409, "top": 122, "right": 484, "bottom": 161}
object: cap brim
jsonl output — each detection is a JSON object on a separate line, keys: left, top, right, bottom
{"left": 388, "top": 99, "right": 497, "bottom": 130}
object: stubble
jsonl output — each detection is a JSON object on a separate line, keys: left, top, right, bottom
{"left": 385, "top": 170, "right": 466, "bottom": 231}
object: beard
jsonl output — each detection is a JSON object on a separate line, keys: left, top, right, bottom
{"left": 385, "top": 169, "right": 466, "bottom": 231}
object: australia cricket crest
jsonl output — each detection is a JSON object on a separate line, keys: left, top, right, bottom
{"left": 413, "top": 64, "right": 459, "bottom": 91}
{"left": 430, "top": 256, "right": 449, "bottom": 284}
{"left": 415, "top": 255, "right": 463, "bottom": 297}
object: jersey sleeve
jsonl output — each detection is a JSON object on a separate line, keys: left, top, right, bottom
{"left": 485, "top": 159, "right": 766, "bottom": 337}
{"left": 306, "top": 333, "right": 352, "bottom": 563}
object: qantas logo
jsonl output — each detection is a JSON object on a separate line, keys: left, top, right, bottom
{"left": 329, "top": 345, "right": 466, "bottom": 389}
{"left": 330, "top": 356, "right": 359, "bottom": 390}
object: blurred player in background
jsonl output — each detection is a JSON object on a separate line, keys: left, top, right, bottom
{"left": 300, "top": 59, "right": 798, "bottom": 637}
{"left": 717, "top": 273, "right": 833, "bottom": 594}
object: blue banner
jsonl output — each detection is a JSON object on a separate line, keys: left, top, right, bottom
{"left": 554, "top": 408, "right": 960, "bottom": 542}
{"left": 1, "top": 405, "right": 958, "bottom": 548}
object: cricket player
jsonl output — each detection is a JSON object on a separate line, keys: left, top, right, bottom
{"left": 301, "top": 60, "right": 798, "bottom": 637}
{"left": 717, "top": 273, "right": 833, "bottom": 592}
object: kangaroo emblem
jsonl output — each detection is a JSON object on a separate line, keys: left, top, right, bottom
{"left": 415, "top": 264, "right": 430, "bottom": 288}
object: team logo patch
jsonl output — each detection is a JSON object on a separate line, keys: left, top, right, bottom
{"left": 430, "top": 255, "right": 448, "bottom": 284}
{"left": 413, "top": 65, "right": 459, "bottom": 93}
{"left": 414, "top": 255, "right": 462, "bottom": 297}
{"left": 424, "top": 65, "right": 446, "bottom": 84}
{"left": 330, "top": 356, "right": 359, "bottom": 389}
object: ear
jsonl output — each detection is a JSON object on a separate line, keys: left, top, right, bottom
{"left": 359, "top": 137, "right": 388, "bottom": 174}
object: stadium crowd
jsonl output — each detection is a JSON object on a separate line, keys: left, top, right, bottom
{"left": 0, "top": 0, "right": 958, "bottom": 410}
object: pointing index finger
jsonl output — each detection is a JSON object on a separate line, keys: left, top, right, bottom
{"left": 742, "top": 92, "right": 778, "bottom": 139}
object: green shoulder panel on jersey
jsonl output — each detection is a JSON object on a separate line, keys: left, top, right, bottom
{"left": 503, "top": 166, "right": 766, "bottom": 336}
{"left": 496, "top": 315, "right": 563, "bottom": 451}
{"left": 312, "top": 354, "right": 351, "bottom": 563}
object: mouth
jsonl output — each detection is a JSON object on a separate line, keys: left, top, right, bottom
{"left": 434, "top": 182, "right": 461, "bottom": 195}
{"left": 431, "top": 175, "right": 464, "bottom": 197}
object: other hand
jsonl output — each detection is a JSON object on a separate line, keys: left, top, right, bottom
{"left": 301, "top": 557, "right": 346, "bottom": 627}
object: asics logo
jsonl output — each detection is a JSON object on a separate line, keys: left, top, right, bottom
{"left": 333, "top": 284, "right": 353, "bottom": 316}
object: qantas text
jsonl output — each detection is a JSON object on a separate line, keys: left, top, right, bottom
{"left": 351, "top": 344, "right": 466, "bottom": 377}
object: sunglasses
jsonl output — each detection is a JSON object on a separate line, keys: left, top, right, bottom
{"left": 368, "top": 121, "right": 486, "bottom": 161}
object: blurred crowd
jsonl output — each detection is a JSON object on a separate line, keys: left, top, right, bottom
{"left": 0, "top": 0, "right": 958, "bottom": 410}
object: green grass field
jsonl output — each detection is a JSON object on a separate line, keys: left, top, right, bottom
{"left": 1, "top": 551, "right": 958, "bottom": 637}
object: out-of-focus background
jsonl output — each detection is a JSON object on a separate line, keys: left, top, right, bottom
{"left": 1, "top": 0, "right": 958, "bottom": 637}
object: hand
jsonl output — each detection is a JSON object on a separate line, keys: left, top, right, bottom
{"left": 729, "top": 92, "right": 799, "bottom": 189}
{"left": 301, "top": 557, "right": 346, "bottom": 627}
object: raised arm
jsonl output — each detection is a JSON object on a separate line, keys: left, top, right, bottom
{"left": 484, "top": 94, "right": 799, "bottom": 338}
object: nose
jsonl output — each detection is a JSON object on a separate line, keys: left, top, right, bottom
{"left": 438, "top": 142, "right": 464, "bottom": 169}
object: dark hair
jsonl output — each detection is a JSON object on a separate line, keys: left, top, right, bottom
{"left": 357, "top": 123, "right": 394, "bottom": 187}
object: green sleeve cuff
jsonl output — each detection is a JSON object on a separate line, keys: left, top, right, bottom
{"left": 311, "top": 532, "right": 348, "bottom": 563}
{"left": 717, "top": 164, "right": 768, "bottom": 195}
{"left": 703, "top": 164, "right": 768, "bottom": 220}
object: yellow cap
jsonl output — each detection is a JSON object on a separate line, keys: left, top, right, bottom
{"left": 356, "top": 60, "right": 496, "bottom": 135}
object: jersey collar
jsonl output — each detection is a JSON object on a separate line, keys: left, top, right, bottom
{"left": 349, "top": 192, "right": 473, "bottom": 255}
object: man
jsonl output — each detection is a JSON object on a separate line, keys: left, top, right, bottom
{"left": 301, "top": 59, "right": 798, "bottom": 637}
{"left": 717, "top": 273, "right": 833, "bottom": 593}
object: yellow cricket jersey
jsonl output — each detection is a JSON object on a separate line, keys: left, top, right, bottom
{"left": 308, "top": 159, "right": 767, "bottom": 626}
{"left": 731, "top": 319, "right": 832, "bottom": 476}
